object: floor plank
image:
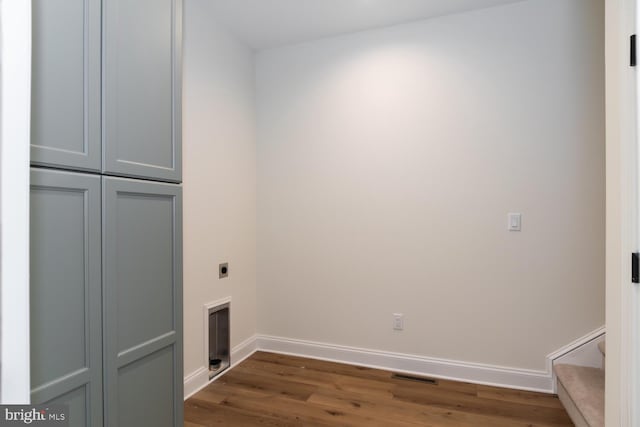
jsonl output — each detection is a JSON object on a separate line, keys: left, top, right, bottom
{"left": 306, "top": 386, "right": 545, "bottom": 427}
{"left": 476, "top": 384, "right": 566, "bottom": 409}
{"left": 186, "top": 398, "right": 295, "bottom": 427}
{"left": 185, "top": 352, "right": 574, "bottom": 426}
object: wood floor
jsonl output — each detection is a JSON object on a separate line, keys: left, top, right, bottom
{"left": 184, "top": 352, "right": 573, "bottom": 427}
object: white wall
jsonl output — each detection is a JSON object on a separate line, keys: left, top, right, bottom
{"left": 256, "top": 0, "right": 605, "bottom": 372}
{"left": 182, "top": 0, "right": 257, "bottom": 379}
{"left": 0, "top": 0, "right": 31, "bottom": 403}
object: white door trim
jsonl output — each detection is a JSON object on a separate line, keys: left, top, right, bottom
{"left": 606, "top": 0, "right": 637, "bottom": 425}
{"left": 0, "top": 0, "right": 32, "bottom": 404}
{"left": 633, "top": 0, "right": 640, "bottom": 422}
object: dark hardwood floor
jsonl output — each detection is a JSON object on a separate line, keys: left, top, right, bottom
{"left": 184, "top": 352, "right": 573, "bottom": 426}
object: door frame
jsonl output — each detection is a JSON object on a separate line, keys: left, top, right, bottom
{"left": 0, "top": 0, "right": 31, "bottom": 404}
{"left": 633, "top": 1, "right": 640, "bottom": 422}
{"left": 606, "top": 0, "right": 637, "bottom": 425}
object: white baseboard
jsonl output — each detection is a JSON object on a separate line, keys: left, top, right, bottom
{"left": 183, "top": 366, "right": 209, "bottom": 400}
{"left": 546, "top": 326, "right": 606, "bottom": 393}
{"left": 183, "top": 334, "right": 258, "bottom": 400}
{"left": 547, "top": 326, "right": 606, "bottom": 368}
{"left": 232, "top": 334, "right": 259, "bottom": 366}
{"left": 184, "top": 327, "right": 606, "bottom": 398}
{"left": 256, "top": 335, "right": 554, "bottom": 393}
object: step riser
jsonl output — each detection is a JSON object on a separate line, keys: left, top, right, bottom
{"left": 553, "top": 364, "right": 605, "bottom": 427}
{"left": 557, "top": 381, "right": 590, "bottom": 427}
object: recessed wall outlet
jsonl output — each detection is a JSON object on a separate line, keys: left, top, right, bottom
{"left": 393, "top": 313, "right": 404, "bottom": 331}
{"left": 219, "top": 263, "right": 229, "bottom": 279}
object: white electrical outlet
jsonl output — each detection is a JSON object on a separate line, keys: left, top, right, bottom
{"left": 393, "top": 313, "right": 404, "bottom": 331}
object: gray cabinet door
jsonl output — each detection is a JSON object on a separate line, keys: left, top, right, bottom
{"left": 30, "top": 169, "right": 102, "bottom": 427}
{"left": 103, "top": 0, "right": 182, "bottom": 182}
{"left": 31, "top": 0, "right": 101, "bottom": 171}
{"left": 103, "top": 177, "right": 183, "bottom": 427}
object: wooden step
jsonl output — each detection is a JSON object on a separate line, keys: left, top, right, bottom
{"left": 554, "top": 364, "right": 604, "bottom": 427}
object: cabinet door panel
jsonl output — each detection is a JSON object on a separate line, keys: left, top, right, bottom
{"left": 103, "top": 177, "right": 183, "bottom": 427}
{"left": 48, "top": 386, "right": 90, "bottom": 427}
{"left": 31, "top": 0, "right": 101, "bottom": 171}
{"left": 103, "top": 0, "right": 182, "bottom": 182}
{"left": 30, "top": 168, "right": 102, "bottom": 427}
{"left": 117, "top": 347, "right": 176, "bottom": 427}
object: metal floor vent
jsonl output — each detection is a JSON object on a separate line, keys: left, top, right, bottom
{"left": 391, "top": 373, "right": 439, "bottom": 385}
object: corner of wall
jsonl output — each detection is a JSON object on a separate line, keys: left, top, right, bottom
{"left": 184, "top": 334, "right": 258, "bottom": 400}
{"left": 182, "top": 1, "right": 258, "bottom": 385}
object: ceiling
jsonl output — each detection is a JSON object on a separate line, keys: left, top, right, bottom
{"left": 207, "top": 0, "right": 526, "bottom": 50}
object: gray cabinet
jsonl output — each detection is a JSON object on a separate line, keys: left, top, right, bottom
{"left": 31, "top": 0, "right": 182, "bottom": 183}
{"left": 30, "top": 168, "right": 103, "bottom": 427}
{"left": 31, "top": 0, "right": 101, "bottom": 172}
{"left": 30, "top": 0, "right": 183, "bottom": 425}
{"left": 103, "top": 0, "right": 182, "bottom": 182}
{"left": 30, "top": 171, "right": 184, "bottom": 426}
{"left": 103, "top": 177, "right": 183, "bottom": 427}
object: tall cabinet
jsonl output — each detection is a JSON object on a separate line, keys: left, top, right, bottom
{"left": 30, "top": 1, "right": 183, "bottom": 426}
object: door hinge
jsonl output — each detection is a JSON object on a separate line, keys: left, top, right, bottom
{"left": 633, "top": 253, "right": 639, "bottom": 283}
{"left": 631, "top": 34, "right": 637, "bottom": 67}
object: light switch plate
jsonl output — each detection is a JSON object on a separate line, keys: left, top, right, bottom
{"left": 508, "top": 213, "right": 522, "bottom": 231}
{"left": 393, "top": 313, "right": 404, "bottom": 331}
